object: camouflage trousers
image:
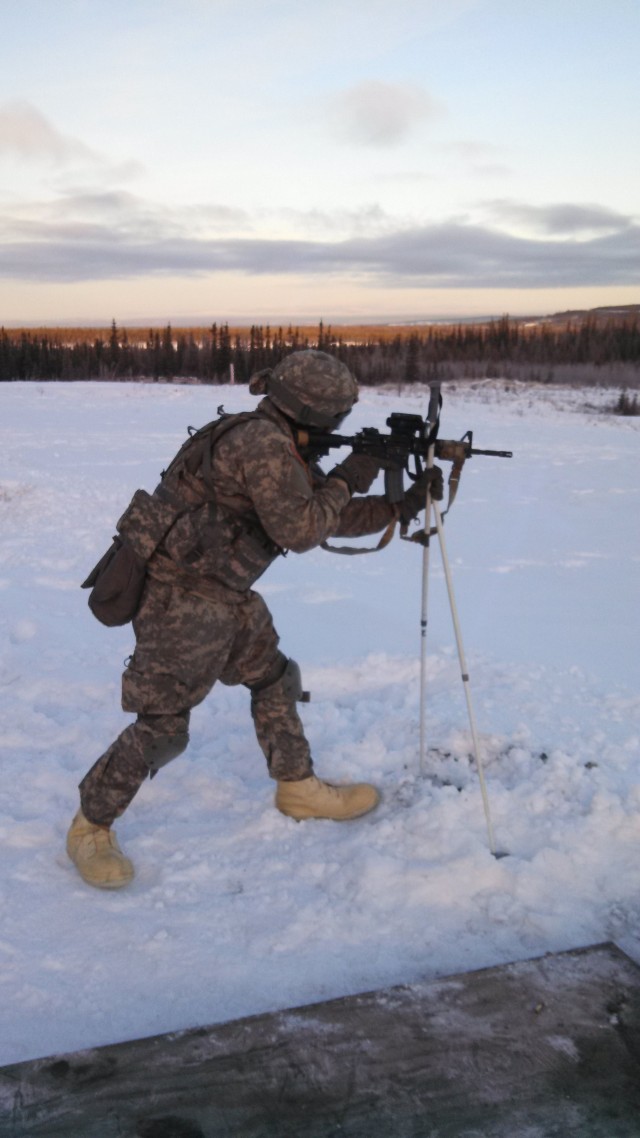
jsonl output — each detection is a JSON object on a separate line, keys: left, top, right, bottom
{"left": 79, "top": 578, "right": 313, "bottom": 827}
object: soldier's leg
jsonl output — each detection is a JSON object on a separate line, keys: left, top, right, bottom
{"left": 249, "top": 655, "right": 313, "bottom": 781}
{"left": 79, "top": 711, "right": 190, "bottom": 827}
{"left": 220, "top": 592, "right": 313, "bottom": 782}
{"left": 221, "top": 593, "right": 380, "bottom": 822}
{"left": 79, "top": 580, "right": 238, "bottom": 826}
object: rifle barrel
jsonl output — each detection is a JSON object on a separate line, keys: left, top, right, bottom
{"left": 470, "top": 448, "right": 513, "bottom": 458}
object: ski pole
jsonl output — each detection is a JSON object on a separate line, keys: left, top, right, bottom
{"left": 418, "top": 442, "right": 435, "bottom": 776}
{"left": 431, "top": 499, "right": 501, "bottom": 858}
{"left": 419, "top": 384, "right": 442, "bottom": 775}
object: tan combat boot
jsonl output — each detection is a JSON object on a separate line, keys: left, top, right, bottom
{"left": 275, "top": 775, "right": 380, "bottom": 821}
{"left": 66, "top": 809, "right": 134, "bottom": 889}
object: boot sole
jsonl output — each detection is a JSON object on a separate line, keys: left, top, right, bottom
{"left": 71, "top": 864, "right": 134, "bottom": 889}
{"left": 79, "top": 875, "right": 133, "bottom": 889}
{"left": 276, "top": 802, "right": 379, "bottom": 821}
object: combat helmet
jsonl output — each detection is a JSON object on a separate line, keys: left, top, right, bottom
{"left": 249, "top": 349, "right": 358, "bottom": 430}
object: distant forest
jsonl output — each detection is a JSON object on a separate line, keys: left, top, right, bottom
{"left": 1, "top": 310, "right": 640, "bottom": 386}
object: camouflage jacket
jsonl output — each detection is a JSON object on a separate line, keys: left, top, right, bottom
{"left": 146, "top": 398, "right": 396, "bottom": 600}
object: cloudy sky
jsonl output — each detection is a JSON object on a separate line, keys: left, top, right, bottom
{"left": 1, "top": 0, "right": 638, "bottom": 324}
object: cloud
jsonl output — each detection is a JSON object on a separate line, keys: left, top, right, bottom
{"left": 276, "top": 203, "right": 396, "bottom": 238}
{"left": 485, "top": 199, "right": 634, "bottom": 238}
{"left": 0, "top": 101, "right": 100, "bottom": 164}
{"left": 329, "top": 81, "right": 439, "bottom": 147}
{"left": 1, "top": 190, "right": 638, "bottom": 288}
{"left": 439, "top": 140, "right": 512, "bottom": 178}
{"left": 1, "top": 190, "right": 249, "bottom": 244}
{"left": 1, "top": 221, "right": 639, "bottom": 289}
{"left": 345, "top": 223, "right": 640, "bottom": 286}
{"left": 0, "top": 101, "right": 143, "bottom": 182}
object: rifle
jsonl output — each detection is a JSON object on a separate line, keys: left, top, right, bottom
{"left": 294, "top": 385, "right": 512, "bottom": 520}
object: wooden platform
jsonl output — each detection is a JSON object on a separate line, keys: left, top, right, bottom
{"left": 2, "top": 943, "right": 640, "bottom": 1137}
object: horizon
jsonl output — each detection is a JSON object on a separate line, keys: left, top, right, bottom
{"left": 3, "top": 300, "right": 640, "bottom": 333}
{"left": 0, "top": 311, "right": 518, "bottom": 330}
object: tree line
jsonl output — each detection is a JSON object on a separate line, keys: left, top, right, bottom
{"left": 1, "top": 314, "right": 639, "bottom": 385}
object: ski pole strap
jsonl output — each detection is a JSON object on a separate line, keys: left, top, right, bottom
{"left": 321, "top": 517, "right": 398, "bottom": 555}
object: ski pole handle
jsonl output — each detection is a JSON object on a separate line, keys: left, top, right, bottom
{"left": 426, "top": 384, "right": 442, "bottom": 442}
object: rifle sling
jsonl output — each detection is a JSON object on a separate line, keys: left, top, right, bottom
{"left": 321, "top": 517, "right": 398, "bottom": 556}
{"left": 321, "top": 443, "right": 467, "bottom": 554}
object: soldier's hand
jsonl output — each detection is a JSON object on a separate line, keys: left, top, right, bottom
{"left": 329, "top": 452, "right": 382, "bottom": 494}
{"left": 398, "top": 465, "right": 444, "bottom": 523}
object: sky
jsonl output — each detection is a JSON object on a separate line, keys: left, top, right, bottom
{"left": 0, "top": 0, "right": 639, "bottom": 326}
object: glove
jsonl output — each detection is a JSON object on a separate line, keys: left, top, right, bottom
{"left": 329, "top": 452, "right": 382, "bottom": 495}
{"left": 398, "top": 465, "right": 444, "bottom": 523}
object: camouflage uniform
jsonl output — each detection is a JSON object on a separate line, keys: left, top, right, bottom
{"left": 79, "top": 397, "right": 396, "bottom": 827}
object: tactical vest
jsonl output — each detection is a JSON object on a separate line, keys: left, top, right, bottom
{"left": 151, "top": 410, "right": 284, "bottom": 593}
{"left": 83, "top": 410, "right": 284, "bottom": 625}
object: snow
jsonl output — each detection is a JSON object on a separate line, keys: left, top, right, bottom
{"left": 1, "top": 378, "right": 639, "bottom": 1066}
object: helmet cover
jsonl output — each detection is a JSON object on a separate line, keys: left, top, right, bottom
{"left": 250, "top": 349, "right": 358, "bottom": 429}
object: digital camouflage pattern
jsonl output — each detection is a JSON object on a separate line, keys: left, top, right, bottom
{"left": 80, "top": 582, "right": 312, "bottom": 826}
{"left": 250, "top": 349, "right": 359, "bottom": 429}
{"left": 79, "top": 393, "right": 397, "bottom": 828}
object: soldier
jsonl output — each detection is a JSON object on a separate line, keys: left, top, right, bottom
{"left": 67, "top": 350, "right": 443, "bottom": 889}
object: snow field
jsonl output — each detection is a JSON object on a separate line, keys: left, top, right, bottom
{"left": 0, "top": 378, "right": 639, "bottom": 1064}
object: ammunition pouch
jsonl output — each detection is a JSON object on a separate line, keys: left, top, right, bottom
{"left": 116, "top": 489, "right": 184, "bottom": 560}
{"left": 162, "top": 501, "right": 282, "bottom": 593}
{"left": 81, "top": 489, "right": 187, "bottom": 627}
{"left": 81, "top": 537, "right": 147, "bottom": 627}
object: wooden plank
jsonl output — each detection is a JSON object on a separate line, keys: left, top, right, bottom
{"left": 2, "top": 943, "right": 640, "bottom": 1137}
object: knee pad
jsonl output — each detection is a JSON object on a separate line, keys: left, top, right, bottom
{"left": 250, "top": 656, "right": 310, "bottom": 706}
{"left": 141, "top": 731, "right": 189, "bottom": 773}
